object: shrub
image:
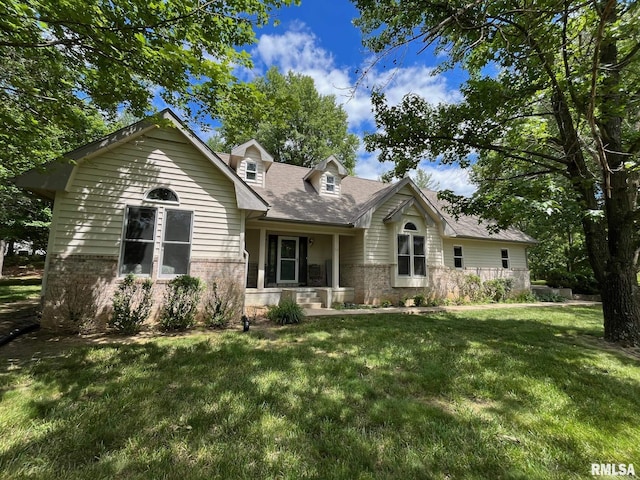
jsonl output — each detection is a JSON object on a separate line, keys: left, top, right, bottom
{"left": 159, "top": 275, "right": 203, "bottom": 331}
{"left": 546, "top": 269, "right": 574, "bottom": 288}
{"left": 267, "top": 298, "right": 305, "bottom": 325}
{"left": 483, "top": 278, "right": 513, "bottom": 302}
{"left": 535, "top": 292, "right": 567, "bottom": 303}
{"left": 109, "top": 274, "right": 154, "bottom": 334}
{"left": 46, "top": 275, "right": 102, "bottom": 333}
{"left": 203, "top": 277, "right": 243, "bottom": 329}
{"left": 413, "top": 293, "right": 427, "bottom": 307}
{"left": 380, "top": 299, "right": 393, "bottom": 307}
{"left": 509, "top": 290, "right": 538, "bottom": 303}
{"left": 461, "top": 274, "right": 486, "bottom": 303}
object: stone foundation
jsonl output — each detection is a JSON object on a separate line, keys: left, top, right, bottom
{"left": 341, "top": 264, "right": 531, "bottom": 305}
{"left": 41, "top": 254, "right": 246, "bottom": 331}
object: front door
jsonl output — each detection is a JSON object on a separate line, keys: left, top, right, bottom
{"left": 277, "top": 237, "right": 298, "bottom": 283}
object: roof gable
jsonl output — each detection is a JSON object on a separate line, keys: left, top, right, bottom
{"left": 303, "top": 155, "right": 349, "bottom": 182}
{"left": 15, "top": 109, "right": 268, "bottom": 212}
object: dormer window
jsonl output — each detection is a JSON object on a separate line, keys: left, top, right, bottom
{"left": 326, "top": 174, "right": 335, "bottom": 193}
{"left": 246, "top": 161, "right": 257, "bottom": 181}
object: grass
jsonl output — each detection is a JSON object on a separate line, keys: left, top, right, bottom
{"left": 1, "top": 306, "right": 639, "bottom": 479}
{"left": 0, "top": 277, "right": 42, "bottom": 303}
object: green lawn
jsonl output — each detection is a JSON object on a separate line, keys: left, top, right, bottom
{"left": 0, "top": 277, "right": 41, "bottom": 303}
{"left": 1, "top": 306, "right": 638, "bottom": 479}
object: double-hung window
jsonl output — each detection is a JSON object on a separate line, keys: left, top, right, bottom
{"left": 326, "top": 174, "right": 335, "bottom": 192}
{"left": 453, "top": 246, "right": 464, "bottom": 269}
{"left": 246, "top": 161, "right": 257, "bottom": 181}
{"left": 120, "top": 206, "right": 157, "bottom": 275}
{"left": 161, "top": 210, "right": 193, "bottom": 276}
{"left": 397, "top": 222, "right": 426, "bottom": 277}
{"left": 501, "top": 249, "right": 510, "bottom": 269}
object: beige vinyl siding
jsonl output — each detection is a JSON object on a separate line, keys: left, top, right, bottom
{"left": 364, "top": 186, "right": 444, "bottom": 266}
{"left": 340, "top": 230, "right": 364, "bottom": 264}
{"left": 442, "top": 238, "right": 528, "bottom": 269}
{"left": 51, "top": 127, "right": 243, "bottom": 259}
{"left": 237, "top": 146, "right": 265, "bottom": 186}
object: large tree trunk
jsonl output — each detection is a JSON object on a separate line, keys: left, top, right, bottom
{"left": 600, "top": 268, "right": 640, "bottom": 344}
{"left": 595, "top": 4, "right": 640, "bottom": 345}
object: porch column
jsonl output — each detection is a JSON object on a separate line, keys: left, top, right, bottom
{"left": 257, "top": 228, "right": 266, "bottom": 289}
{"left": 332, "top": 233, "right": 340, "bottom": 288}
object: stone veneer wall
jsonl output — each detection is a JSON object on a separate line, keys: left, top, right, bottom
{"left": 341, "top": 264, "right": 531, "bottom": 305}
{"left": 41, "top": 254, "right": 246, "bottom": 331}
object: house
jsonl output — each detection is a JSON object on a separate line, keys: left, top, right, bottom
{"left": 16, "top": 109, "right": 536, "bottom": 329}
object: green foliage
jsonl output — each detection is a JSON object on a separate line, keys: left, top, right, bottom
{"left": 214, "top": 67, "right": 359, "bottom": 172}
{"left": 413, "top": 293, "right": 427, "bottom": 307}
{"left": 509, "top": 291, "right": 538, "bottom": 303}
{"left": 412, "top": 168, "right": 440, "bottom": 190}
{"left": 3, "top": 1, "right": 298, "bottom": 249}
{"left": 460, "top": 274, "right": 485, "bottom": 303}
{"left": 546, "top": 269, "right": 599, "bottom": 294}
{"left": 534, "top": 293, "right": 567, "bottom": 303}
{"left": 266, "top": 298, "right": 305, "bottom": 325}
{"left": 203, "top": 279, "right": 243, "bottom": 329}
{"left": 482, "top": 279, "right": 513, "bottom": 303}
{"left": 159, "top": 275, "right": 203, "bottom": 331}
{"left": 109, "top": 274, "right": 154, "bottom": 334}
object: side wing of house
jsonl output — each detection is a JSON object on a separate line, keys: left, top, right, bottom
{"left": 342, "top": 179, "right": 533, "bottom": 303}
{"left": 17, "top": 112, "right": 267, "bottom": 329}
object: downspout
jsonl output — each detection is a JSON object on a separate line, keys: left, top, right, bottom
{"left": 242, "top": 249, "right": 249, "bottom": 315}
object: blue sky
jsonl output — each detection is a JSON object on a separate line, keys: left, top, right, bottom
{"left": 204, "top": 1, "right": 475, "bottom": 195}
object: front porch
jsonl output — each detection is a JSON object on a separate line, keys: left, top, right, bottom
{"left": 243, "top": 224, "right": 357, "bottom": 308}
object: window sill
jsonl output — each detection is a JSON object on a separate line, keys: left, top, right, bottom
{"left": 391, "top": 275, "right": 429, "bottom": 288}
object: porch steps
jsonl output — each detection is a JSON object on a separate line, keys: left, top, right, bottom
{"left": 296, "top": 291, "right": 323, "bottom": 309}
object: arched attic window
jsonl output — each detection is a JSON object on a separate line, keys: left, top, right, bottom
{"left": 145, "top": 187, "right": 179, "bottom": 203}
{"left": 404, "top": 222, "right": 418, "bottom": 231}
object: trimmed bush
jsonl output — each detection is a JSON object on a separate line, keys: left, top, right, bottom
{"left": 109, "top": 274, "right": 154, "bottom": 334}
{"left": 159, "top": 275, "right": 203, "bottom": 331}
{"left": 267, "top": 298, "right": 305, "bottom": 325}
{"left": 413, "top": 293, "right": 427, "bottom": 307}
{"left": 483, "top": 278, "right": 513, "bottom": 302}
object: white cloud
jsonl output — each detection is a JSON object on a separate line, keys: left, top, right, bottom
{"left": 253, "top": 25, "right": 460, "bottom": 130}
{"left": 252, "top": 23, "right": 474, "bottom": 195}
{"left": 417, "top": 163, "right": 476, "bottom": 197}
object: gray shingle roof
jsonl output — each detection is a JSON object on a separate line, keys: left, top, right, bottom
{"left": 217, "top": 156, "right": 536, "bottom": 244}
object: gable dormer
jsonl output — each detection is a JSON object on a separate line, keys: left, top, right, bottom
{"left": 304, "top": 155, "right": 348, "bottom": 196}
{"left": 229, "top": 139, "right": 273, "bottom": 187}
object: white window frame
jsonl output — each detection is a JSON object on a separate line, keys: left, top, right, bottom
{"left": 159, "top": 209, "right": 194, "bottom": 278}
{"left": 453, "top": 245, "right": 464, "bottom": 269}
{"left": 119, "top": 206, "right": 158, "bottom": 276}
{"left": 246, "top": 161, "right": 257, "bottom": 181}
{"left": 325, "top": 174, "right": 335, "bottom": 193}
{"left": 501, "top": 248, "right": 510, "bottom": 269}
{"left": 397, "top": 223, "right": 426, "bottom": 278}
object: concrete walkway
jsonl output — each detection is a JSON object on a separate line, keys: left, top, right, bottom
{"left": 304, "top": 300, "right": 601, "bottom": 317}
